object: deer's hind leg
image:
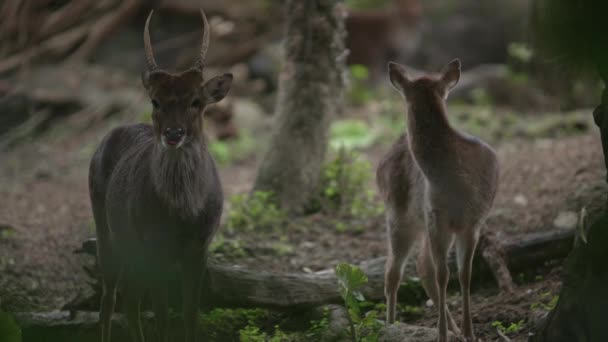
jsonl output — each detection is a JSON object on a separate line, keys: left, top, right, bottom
{"left": 123, "top": 276, "right": 145, "bottom": 342}
{"left": 455, "top": 227, "right": 480, "bottom": 342}
{"left": 417, "top": 234, "right": 460, "bottom": 336}
{"left": 385, "top": 210, "right": 423, "bottom": 324}
{"left": 99, "top": 255, "right": 121, "bottom": 342}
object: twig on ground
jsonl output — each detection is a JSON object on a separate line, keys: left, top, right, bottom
{"left": 496, "top": 328, "right": 512, "bottom": 342}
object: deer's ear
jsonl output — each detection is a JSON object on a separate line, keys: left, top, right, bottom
{"left": 388, "top": 62, "right": 411, "bottom": 93}
{"left": 439, "top": 59, "right": 461, "bottom": 91}
{"left": 202, "top": 73, "right": 233, "bottom": 104}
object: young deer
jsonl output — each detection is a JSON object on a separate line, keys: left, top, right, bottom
{"left": 377, "top": 59, "right": 499, "bottom": 342}
{"left": 88, "top": 9, "right": 232, "bottom": 342}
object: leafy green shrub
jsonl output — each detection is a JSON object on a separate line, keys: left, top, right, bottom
{"left": 306, "top": 307, "right": 331, "bottom": 340}
{"left": 335, "top": 263, "right": 383, "bottom": 342}
{"left": 227, "top": 191, "right": 286, "bottom": 233}
{"left": 199, "top": 308, "right": 271, "bottom": 341}
{"left": 0, "top": 310, "right": 21, "bottom": 342}
{"left": 209, "top": 235, "right": 247, "bottom": 258}
{"left": 491, "top": 319, "right": 525, "bottom": 335}
{"left": 209, "top": 133, "right": 256, "bottom": 165}
{"left": 348, "top": 64, "right": 373, "bottom": 105}
{"left": 316, "top": 148, "right": 383, "bottom": 222}
{"left": 531, "top": 292, "right": 559, "bottom": 311}
{"left": 330, "top": 119, "right": 376, "bottom": 150}
{"left": 239, "top": 324, "right": 291, "bottom": 342}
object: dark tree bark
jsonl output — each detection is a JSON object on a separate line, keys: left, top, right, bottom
{"left": 253, "top": 0, "right": 347, "bottom": 213}
{"left": 531, "top": 215, "right": 608, "bottom": 342}
{"left": 530, "top": 1, "right": 608, "bottom": 339}
{"left": 532, "top": 83, "right": 608, "bottom": 342}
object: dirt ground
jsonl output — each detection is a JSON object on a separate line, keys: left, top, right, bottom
{"left": 0, "top": 102, "right": 606, "bottom": 341}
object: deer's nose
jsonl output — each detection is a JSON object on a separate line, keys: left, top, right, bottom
{"left": 163, "top": 127, "right": 185, "bottom": 143}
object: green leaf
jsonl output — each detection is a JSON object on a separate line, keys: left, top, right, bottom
{"left": 336, "top": 263, "right": 368, "bottom": 292}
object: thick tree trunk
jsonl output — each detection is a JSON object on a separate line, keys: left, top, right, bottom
{"left": 531, "top": 215, "right": 608, "bottom": 342}
{"left": 533, "top": 80, "right": 608, "bottom": 342}
{"left": 253, "top": 0, "right": 347, "bottom": 213}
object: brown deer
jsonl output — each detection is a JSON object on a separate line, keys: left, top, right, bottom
{"left": 88, "top": 9, "right": 232, "bottom": 342}
{"left": 376, "top": 59, "right": 499, "bottom": 342}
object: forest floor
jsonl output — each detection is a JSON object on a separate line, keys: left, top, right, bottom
{"left": 0, "top": 89, "right": 606, "bottom": 341}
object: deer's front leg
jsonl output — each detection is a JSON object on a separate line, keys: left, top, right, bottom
{"left": 152, "top": 279, "right": 169, "bottom": 342}
{"left": 181, "top": 251, "right": 205, "bottom": 342}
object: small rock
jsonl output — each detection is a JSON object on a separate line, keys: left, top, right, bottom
{"left": 513, "top": 194, "right": 528, "bottom": 206}
{"left": 301, "top": 241, "right": 315, "bottom": 249}
{"left": 553, "top": 211, "right": 578, "bottom": 230}
{"left": 425, "top": 299, "right": 434, "bottom": 307}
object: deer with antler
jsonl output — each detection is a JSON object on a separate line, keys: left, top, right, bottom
{"left": 88, "top": 9, "right": 232, "bottom": 342}
{"left": 377, "top": 59, "right": 499, "bottom": 342}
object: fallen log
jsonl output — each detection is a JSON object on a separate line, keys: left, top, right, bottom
{"left": 67, "top": 227, "right": 575, "bottom": 312}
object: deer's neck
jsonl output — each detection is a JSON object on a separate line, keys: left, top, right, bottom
{"left": 406, "top": 95, "right": 455, "bottom": 166}
{"left": 150, "top": 139, "right": 208, "bottom": 219}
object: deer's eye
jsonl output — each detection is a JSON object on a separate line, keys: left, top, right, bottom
{"left": 191, "top": 99, "right": 201, "bottom": 108}
{"left": 151, "top": 99, "right": 160, "bottom": 109}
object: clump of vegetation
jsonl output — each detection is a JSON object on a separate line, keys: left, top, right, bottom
{"left": 209, "top": 235, "right": 247, "bottom": 259}
{"left": 491, "top": 319, "right": 525, "bottom": 335}
{"left": 0, "top": 310, "right": 21, "bottom": 342}
{"left": 397, "top": 277, "right": 427, "bottom": 306}
{"left": 315, "top": 148, "right": 383, "bottom": 227}
{"left": 226, "top": 191, "right": 287, "bottom": 233}
{"left": 348, "top": 64, "right": 374, "bottom": 106}
{"left": 305, "top": 307, "right": 331, "bottom": 340}
{"left": 239, "top": 324, "right": 291, "bottom": 342}
{"left": 199, "top": 308, "right": 274, "bottom": 341}
{"left": 330, "top": 119, "right": 377, "bottom": 150}
{"left": 209, "top": 133, "right": 256, "bottom": 165}
{"left": 345, "top": 0, "right": 391, "bottom": 10}
{"left": 336, "top": 263, "right": 383, "bottom": 342}
{"left": 531, "top": 292, "right": 559, "bottom": 311}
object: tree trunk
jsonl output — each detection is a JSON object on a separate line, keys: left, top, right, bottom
{"left": 532, "top": 80, "right": 608, "bottom": 342}
{"left": 253, "top": 0, "right": 347, "bottom": 213}
{"left": 531, "top": 215, "right": 608, "bottom": 342}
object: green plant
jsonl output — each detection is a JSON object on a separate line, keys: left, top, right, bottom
{"left": 531, "top": 292, "right": 559, "bottom": 311}
{"left": 0, "top": 310, "right": 21, "bottom": 342}
{"left": 345, "top": 0, "right": 390, "bottom": 10}
{"left": 199, "top": 308, "right": 271, "bottom": 341}
{"left": 209, "top": 235, "right": 247, "bottom": 258}
{"left": 491, "top": 319, "right": 525, "bottom": 335}
{"left": 508, "top": 42, "right": 533, "bottom": 64}
{"left": 227, "top": 191, "right": 286, "bottom": 233}
{"left": 317, "top": 148, "right": 383, "bottom": 223}
{"left": 239, "top": 324, "right": 291, "bottom": 342}
{"left": 335, "top": 263, "right": 382, "bottom": 342}
{"left": 306, "top": 307, "right": 331, "bottom": 340}
{"left": 209, "top": 133, "right": 256, "bottom": 165}
{"left": 330, "top": 119, "right": 376, "bottom": 150}
{"left": 348, "top": 64, "right": 374, "bottom": 105}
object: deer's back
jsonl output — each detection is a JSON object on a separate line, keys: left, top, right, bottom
{"left": 414, "top": 131, "right": 499, "bottom": 228}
